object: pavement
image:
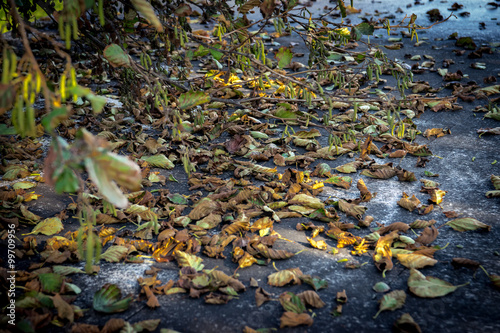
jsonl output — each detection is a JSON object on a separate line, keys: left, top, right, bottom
{"left": 2, "top": 0, "right": 500, "bottom": 332}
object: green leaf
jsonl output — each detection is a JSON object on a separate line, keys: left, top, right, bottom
{"left": 54, "top": 166, "right": 80, "bottom": 194}
{"left": 209, "top": 45, "right": 224, "bottom": 61}
{"left": 52, "top": 266, "right": 85, "bottom": 276}
{"left": 300, "top": 275, "right": 328, "bottom": 291}
{"left": 12, "top": 181, "right": 37, "bottom": 190}
{"left": 100, "top": 245, "right": 129, "bottom": 262}
{"left": 456, "top": 36, "right": 476, "bottom": 50}
{"left": 83, "top": 135, "right": 141, "bottom": 208}
{"left": 2, "top": 165, "right": 29, "bottom": 181}
{"left": 350, "top": 26, "right": 362, "bottom": 41}
{"left": 373, "top": 290, "right": 406, "bottom": 319}
{"left": 175, "top": 251, "right": 204, "bottom": 271}
{"left": 373, "top": 282, "right": 391, "bottom": 293}
{"left": 408, "top": 268, "right": 466, "bottom": 298}
{"left": 0, "top": 83, "right": 15, "bottom": 114}
{"left": 131, "top": 0, "right": 163, "bottom": 32}
{"left": 338, "top": 0, "right": 347, "bottom": 18}
{"left": 29, "top": 217, "right": 64, "bottom": 236}
{"left": 141, "top": 154, "right": 174, "bottom": 169}
{"left": 86, "top": 93, "right": 107, "bottom": 113}
{"left": 93, "top": 284, "right": 133, "bottom": 313}
{"left": 167, "top": 193, "right": 188, "bottom": 205}
{"left": 178, "top": 90, "right": 211, "bottom": 110}
{"left": 356, "top": 22, "right": 374, "bottom": 35}
{"left": 133, "top": 319, "right": 162, "bottom": 332}
{"left": 0, "top": 123, "right": 16, "bottom": 135}
{"left": 39, "top": 273, "right": 64, "bottom": 293}
{"left": 335, "top": 162, "right": 358, "bottom": 173}
{"left": 275, "top": 47, "right": 293, "bottom": 69}
{"left": 42, "top": 107, "right": 68, "bottom": 132}
{"left": 280, "top": 292, "right": 306, "bottom": 314}
{"left": 445, "top": 218, "right": 491, "bottom": 232}
{"left": 103, "top": 44, "right": 131, "bottom": 68}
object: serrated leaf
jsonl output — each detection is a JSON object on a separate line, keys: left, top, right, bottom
{"left": 131, "top": 0, "right": 163, "bottom": 32}
{"left": 445, "top": 218, "right": 491, "bottom": 232}
{"left": 101, "top": 245, "right": 129, "bottom": 262}
{"left": 103, "top": 44, "right": 131, "bottom": 68}
{"left": 29, "top": 217, "right": 63, "bottom": 236}
{"left": 141, "top": 154, "right": 174, "bottom": 169}
{"left": 178, "top": 90, "right": 211, "bottom": 110}
{"left": 373, "top": 290, "right": 406, "bottom": 319}
{"left": 93, "top": 284, "right": 133, "bottom": 313}
{"left": 39, "top": 273, "right": 64, "bottom": 293}
{"left": 408, "top": 269, "right": 465, "bottom": 298}
{"left": 52, "top": 266, "right": 85, "bottom": 276}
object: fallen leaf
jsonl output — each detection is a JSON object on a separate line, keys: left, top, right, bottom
{"left": 280, "top": 312, "right": 313, "bottom": 328}
{"left": 445, "top": 218, "right": 491, "bottom": 232}
{"left": 408, "top": 269, "right": 466, "bottom": 298}
{"left": 93, "top": 284, "right": 133, "bottom": 313}
{"left": 29, "top": 217, "right": 64, "bottom": 236}
{"left": 393, "top": 313, "right": 422, "bottom": 333}
{"left": 373, "top": 290, "right": 406, "bottom": 319}
{"left": 397, "top": 253, "right": 438, "bottom": 269}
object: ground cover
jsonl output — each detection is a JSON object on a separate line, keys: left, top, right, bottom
{"left": 1, "top": 0, "right": 500, "bottom": 332}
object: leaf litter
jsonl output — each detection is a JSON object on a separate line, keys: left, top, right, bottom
{"left": 1, "top": 1, "right": 499, "bottom": 332}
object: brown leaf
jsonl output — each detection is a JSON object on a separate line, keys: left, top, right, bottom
{"left": 357, "top": 178, "right": 373, "bottom": 202}
{"left": 280, "top": 312, "right": 314, "bottom": 328}
{"left": 268, "top": 268, "right": 303, "bottom": 287}
{"left": 423, "top": 128, "right": 451, "bottom": 138}
{"left": 377, "top": 222, "right": 410, "bottom": 235}
{"left": 393, "top": 313, "right": 422, "bottom": 333}
{"left": 415, "top": 226, "right": 439, "bottom": 245}
{"left": 338, "top": 199, "right": 367, "bottom": 220}
{"left": 204, "top": 292, "right": 231, "bottom": 304}
{"left": 397, "top": 193, "right": 421, "bottom": 211}
{"left": 396, "top": 168, "right": 417, "bottom": 182}
{"left": 297, "top": 290, "right": 326, "bottom": 308}
{"left": 451, "top": 258, "right": 480, "bottom": 270}
{"left": 188, "top": 198, "right": 219, "bottom": 220}
{"left": 409, "top": 219, "right": 436, "bottom": 229}
{"left": 70, "top": 324, "right": 100, "bottom": 333}
{"left": 336, "top": 290, "right": 348, "bottom": 304}
{"left": 361, "top": 167, "right": 397, "bottom": 179}
{"left": 144, "top": 285, "right": 160, "bottom": 308}
{"left": 52, "top": 293, "right": 74, "bottom": 323}
{"left": 443, "top": 211, "right": 459, "bottom": 218}
{"left": 255, "top": 287, "right": 271, "bottom": 307}
{"left": 389, "top": 150, "right": 407, "bottom": 158}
